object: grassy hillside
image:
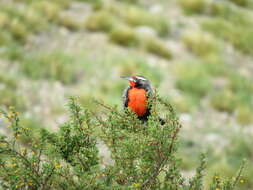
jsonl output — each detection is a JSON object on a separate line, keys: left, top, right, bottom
{"left": 0, "top": 0, "right": 253, "bottom": 189}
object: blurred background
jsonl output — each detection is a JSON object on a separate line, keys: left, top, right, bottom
{"left": 0, "top": 0, "right": 253, "bottom": 188}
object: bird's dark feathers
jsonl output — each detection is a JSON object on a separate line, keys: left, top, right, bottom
{"left": 122, "top": 86, "right": 130, "bottom": 108}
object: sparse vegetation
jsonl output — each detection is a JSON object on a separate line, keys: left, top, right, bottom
{"left": 20, "top": 51, "right": 80, "bottom": 84}
{"left": 31, "top": 1, "right": 61, "bottom": 22}
{"left": 175, "top": 61, "right": 212, "bottom": 99}
{"left": 0, "top": 74, "right": 26, "bottom": 111}
{"left": 236, "top": 106, "right": 253, "bottom": 125}
{"left": 210, "top": 89, "right": 236, "bottom": 113}
{"left": 85, "top": 10, "right": 116, "bottom": 32}
{"left": 178, "top": 0, "right": 209, "bottom": 14}
{"left": 122, "top": 6, "right": 169, "bottom": 36}
{"left": 182, "top": 30, "right": 220, "bottom": 57}
{"left": 142, "top": 36, "right": 172, "bottom": 59}
{"left": 203, "top": 1, "right": 253, "bottom": 55}
{"left": 58, "top": 14, "right": 82, "bottom": 30}
{"left": 229, "top": 0, "right": 249, "bottom": 7}
{"left": 109, "top": 24, "right": 139, "bottom": 46}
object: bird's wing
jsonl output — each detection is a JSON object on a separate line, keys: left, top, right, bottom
{"left": 145, "top": 84, "right": 154, "bottom": 98}
{"left": 144, "top": 84, "right": 154, "bottom": 111}
{"left": 122, "top": 86, "right": 131, "bottom": 108}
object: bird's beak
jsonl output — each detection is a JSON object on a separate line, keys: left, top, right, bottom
{"left": 120, "top": 76, "right": 135, "bottom": 81}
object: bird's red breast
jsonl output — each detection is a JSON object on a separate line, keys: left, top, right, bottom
{"left": 127, "top": 88, "right": 148, "bottom": 116}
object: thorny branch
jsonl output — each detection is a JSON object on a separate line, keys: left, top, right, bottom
{"left": 232, "top": 159, "right": 246, "bottom": 188}
{"left": 93, "top": 100, "right": 124, "bottom": 118}
{"left": 41, "top": 166, "right": 55, "bottom": 190}
{"left": 141, "top": 98, "right": 182, "bottom": 189}
{"left": 141, "top": 126, "right": 180, "bottom": 189}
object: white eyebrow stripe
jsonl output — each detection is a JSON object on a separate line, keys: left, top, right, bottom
{"left": 136, "top": 76, "right": 147, "bottom": 80}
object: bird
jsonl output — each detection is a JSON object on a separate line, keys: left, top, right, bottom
{"left": 121, "top": 75, "right": 153, "bottom": 121}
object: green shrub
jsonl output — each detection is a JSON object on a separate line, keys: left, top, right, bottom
{"left": 58, "top": 14, "right": 82, "bottom": 30}
{"left": 175, "top": 61, "right": 212, "bottom": 98}
{"left": 209, "top": 73, "right": 253, "bottom": 114}
{"left": 0, "top": 12, "right": 9, "bottom": 28}
{"left": 115, "top": 0, "right": 139, "bottom": 3}
{"left": 170, "top": 95, "right": 194, "bottom": 113}
{"left": 0, "top": 3, "right": 48, "bottom": 44}
{"left": 20, "top": 51, "right": 79, "bottom": 84}
{"left": 200, "top": 54, "right": 227, "bottom": 76}
{"left": 182, "top": 30, "right": 220, "bottom": 57}
{"left": 23, "top": 7, "right": 48, "bottom": 32}
{"left": 210, "top": 2, "right": 252, "bottom": 26}
{"left": 1, "top": 42, "right": 24, "bottom": 60}
{"left": 9, "top": 19, "right": 29, "bottom": 42}
{"left": 209, "top": 0, "right": 253, "bottom": 56}
{"left": 105, "top": 4, "right": 169, "bottom": 36}
{"left": 229, "top": 0, "right": 249, "bottom": 7}
{"left": 109, "top": 24, "right": 139, "bottom": 46}
{"left": 0, "top": 74, "right": 17, "bottom": 89}
{"left": 210, "top": 89, "right": 236, "bottom": 113}
{"left": 227, "top": 73, "right": 253, "bottom": 111}
{"left": 0, "top": 88, "right": 26, "bottom": 111}
{"left": 142, "top": 36, "right": 172, "bottom": 59}
{"left": 85, "top": 10, "right": 116, "bottom": 32}
{"left": 236, "top": 106, "right": 253, "bottom": 125}
{"left": 224, "top": 135, "right": 253, "bottom": 188}
{"left": 178, "top": 0, "right": 208, "bottom": 14}
{"left": 0, "top": 97, "right": 245, "bottom": 189}
{"left": 227, "top": 73, "right": 253, "bottom": 97}
{"left": 50, "top": 0, "right": 71, "bottom": 8}
{"left": 118, "top": 58, "right": 140, "bottom": 76}
{"left": 32, "top": 1, "right": 61, "bottom": 22}
{"left": 78, "top": 0, "right": 101, "bottom": 3}
{"left": 117, "top": 55, "right": 163, "bottom": 84}
{"left": 0, "top": 74, "right": 26, "bottom": 111}
{"left": 226, "top": 135, "right": 252, "bottom": 166}
{"left": 123, "top": 6, "right": 169, "bottom": 36}
{"left": 17, "top": 117, "right": 45, "bottom": 144}
{"left": 0, "top": 30, "right": 13, "bottom": 46}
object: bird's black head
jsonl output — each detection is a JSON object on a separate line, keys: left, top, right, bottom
{"left": 121, "top": 75, "right": 151, "bottom": 89}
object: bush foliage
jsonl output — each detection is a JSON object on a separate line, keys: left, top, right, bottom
{"left": 0, "top": 97, "right": 245, "bottom": 189}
